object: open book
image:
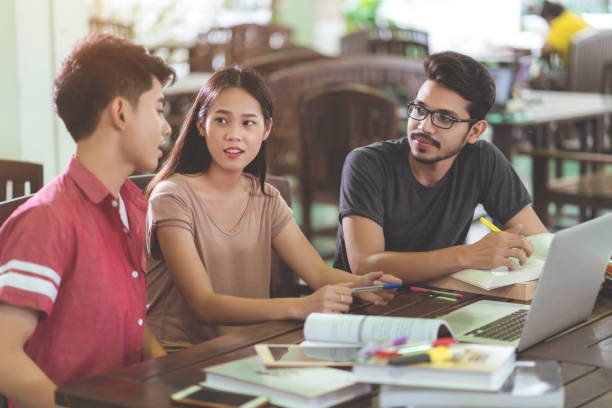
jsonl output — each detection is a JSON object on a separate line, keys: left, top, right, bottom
{"left": 451, "top": 233, "right": 554, "bottom": 290}
{"left": 302, "top": 313, "right": 454, "bottom": 346}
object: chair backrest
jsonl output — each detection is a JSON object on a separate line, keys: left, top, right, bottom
{"left": 568, "top": 28, "right": 612, "bottom": 92}
{"left": 601, "top": 60, "right": 612, "bottom": 94}
{"left": 0, "top": 195, "right": 32, "bottom": 228}
{"left": 128, "top": 173, "right": 155, "bottom": 193}
{"left": 0, "top": 160, "right": 43, "bottom": 201}
{"left": 265, "top": 175, "right": 300, "bottom": 298}
{"left": 266, "top": 55, "right": 425, "bottom": 176}
{"left": 190, "top": 23, "right": 293, "bottom": 72}
{"left": 242, "top": 46, "right": 333, "bottom": 78}
{"left": 341, "top": 26, "right": 429, "bottom": 59}
{"left": 298, "top": 83, "right": 398, "bottom": 219}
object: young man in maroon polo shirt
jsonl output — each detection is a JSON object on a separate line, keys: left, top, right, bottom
{"left": 0, "top": 34, "right": 175, "bottom": 408}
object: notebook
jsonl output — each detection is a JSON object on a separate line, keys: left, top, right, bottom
{"left": 443, "top": 213, "right": 612, "bottom": 351}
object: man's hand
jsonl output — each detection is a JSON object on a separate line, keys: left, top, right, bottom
{"left": 354, "top": 271, "right": 402, "bottom": 306}
{"left": 463, "top": 225, "right": 535, "bottom": 270}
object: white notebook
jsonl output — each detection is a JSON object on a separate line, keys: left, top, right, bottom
{"left": 451, "top": 233, "right": 554, "bottom": 290}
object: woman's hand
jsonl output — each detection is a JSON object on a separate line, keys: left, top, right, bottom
{"left": 354, "top": 271, "right": 402, "bottom": 306}
{"left": 296, "top": 283, "right": 354, "bottom": 320}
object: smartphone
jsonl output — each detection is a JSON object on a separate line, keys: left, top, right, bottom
{"left": 170, "top": 383, "right": 268, "bottom": 408}
{"left": 254, "top": 343, "right": 362, "bottom": 368}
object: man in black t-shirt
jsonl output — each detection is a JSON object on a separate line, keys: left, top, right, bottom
{"left": 334, "top": 51, "right": 548, "bottom": 282}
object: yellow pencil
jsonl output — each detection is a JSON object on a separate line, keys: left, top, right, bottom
{"left": 479, "top": 217, "right": 501, "bottom": 232}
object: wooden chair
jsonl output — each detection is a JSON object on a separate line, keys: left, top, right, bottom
{"left": 0, "top": 160, "right": 43, "bottom": 201}
{"left": 567, "top": 29, "right": 612, "bottom": 93}
{"left": 266, "top": 175, "right": 307, "bottom": 297}
{"left": 0, "top": 195, "right": 32, "bottom": 228}
{"left": 526, "top": 148, "right": 612, "bottom": 228}
{"left": 189, "top": 23, "right": 293, "bottom": 72}
{"left": 127, "top": 173, "right": 303, "bottom": 297}
{"left": 341, "top": 26, "right": 429, "bottom": 59}
{"left": 242, "top": 46, "right": 333, "bottom": 79}
{"left": 266, "top": 55, "right": 425, "bottom": 177}
{"left": 298, "top": 84, "right": 398, "bottom": 250}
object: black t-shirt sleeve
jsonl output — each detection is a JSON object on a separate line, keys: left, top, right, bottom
{"left": 338, "top": 147, "right": 386, "bottom": 227}
{"left": 479, "top": 142, "right": 532, "bottom": 224}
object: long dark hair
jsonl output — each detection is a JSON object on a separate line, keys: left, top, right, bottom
{"left": 146, "top": 67, "right": 273, "bottom": 197}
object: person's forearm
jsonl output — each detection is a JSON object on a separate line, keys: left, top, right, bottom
{"left": 0, "top": 351, "right": 60, "bottom": 408}
{"left": 351, "top": 246, "right": 467, "bottom": 283}
{"left": 301, "top": 263, "right": 362, "bottom": 290}
{"left": 142, "top": 323, "right": 167, "bottom": 359}
{"left": 191, "top": 294, "right": 304, "bottom": 324}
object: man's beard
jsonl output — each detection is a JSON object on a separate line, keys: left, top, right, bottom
{"left": 409, "top": 130, "right": 469, "bottom": 164}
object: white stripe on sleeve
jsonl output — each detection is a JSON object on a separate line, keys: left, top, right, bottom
{"left": 0, "top": 259, "right": 61, "bottom": 286}
{"left": 0, "top": 271, "right": 58, "bottom": 302}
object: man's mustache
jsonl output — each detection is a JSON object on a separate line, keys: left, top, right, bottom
{"left": 410, "top": 131, "right": 441, "bottom": 148}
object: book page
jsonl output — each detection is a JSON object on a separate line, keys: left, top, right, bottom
{"left": 303, "top": 313, "right": 453, "bottom": 345}
{"left": 450, "top": 232, "right": 554, "bottom": 290}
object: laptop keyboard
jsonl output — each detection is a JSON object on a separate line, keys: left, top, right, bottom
{"left": 465, "top": 309, "right": 528, "bottom": 341}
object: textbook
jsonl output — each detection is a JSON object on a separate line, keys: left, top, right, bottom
{"left": 378, "top": 360, "right": 563, "bottom": 407}
{"left": 302, "top": 313, "right": 454, "bottom": 346}
{"left": 352, "top": 343, "right": 516, "bottom": 391}
{"left": 202, "top": 356, "right": 371, "bottom": 408}
{"left": 450, "top": 233, "right": 554, "bottom": 291}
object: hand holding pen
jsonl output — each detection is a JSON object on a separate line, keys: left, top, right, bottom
{"left": 352, "top": 272, "right": 402, "bottom": 306}
{"left": 461, "top": 217, "right": 534, "bottom": 271}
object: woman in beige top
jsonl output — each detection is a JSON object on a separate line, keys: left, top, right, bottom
{"left": 144, "top": 67, "right": 401, "bottom": 351}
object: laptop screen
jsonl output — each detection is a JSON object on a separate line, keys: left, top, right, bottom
{"left": 487, "top": 66, "right": 515, "bottom": 108}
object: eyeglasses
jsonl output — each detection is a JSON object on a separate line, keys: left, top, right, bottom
{"left": 407, "top": 102, "right": 478, "bottom": 129}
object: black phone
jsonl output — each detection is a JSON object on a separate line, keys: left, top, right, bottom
{"left": 170, "top": 383, "right": 268, "bottom": 408}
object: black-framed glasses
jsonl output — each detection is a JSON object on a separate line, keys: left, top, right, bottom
{"left": 407, "top": 102, "right": 478, "bottom": 129}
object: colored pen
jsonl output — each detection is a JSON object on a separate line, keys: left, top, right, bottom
{"left": 409, "top": 286, "right": 464, "bottom": 299}
{"left": 389, "top": 346, "right": 464, "bottom": 366}
{"left": 479, "top": 216, "right": 501, "bottom": 232}
{"left": 352, "top": 283, "right": 402, "bottom": 293}
{"left": 364, "top": 336, "right": 410, "bottom": 356}
{"left": 480, "top": 216, "right": 526, "bottom": 254}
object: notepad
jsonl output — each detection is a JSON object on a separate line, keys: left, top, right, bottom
{"left": 451, "top": 233, "right": 554, "bottom": 290}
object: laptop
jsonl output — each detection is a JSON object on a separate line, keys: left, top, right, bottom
{"left": 443, "top": 213, "right": 612, "bottom": 351}
{"left": 486, "top": 65, "right": 516, "bottom": 112}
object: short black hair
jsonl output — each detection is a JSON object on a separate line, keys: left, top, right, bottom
{"left": 53, "top": 33, "right": 176, "bottom": 141}
{"left": 423, "top": 51, "right": 495, "bottom": 120}
{"left": 540, "top": 1, "right": 565, "bottom": 19}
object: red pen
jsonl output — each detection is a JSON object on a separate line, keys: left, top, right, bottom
{"left": 409, "top": 286, "right": 464, "bottom": 299}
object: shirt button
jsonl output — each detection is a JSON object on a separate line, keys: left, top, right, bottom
{"left": 132, "top": 271, "right": 139, "bottom": 278}
{"left": 138, "top": 318, "right": 143, "bottom": 326}
{"left": 111, "top": 200, "right": 118, "bottom": 207}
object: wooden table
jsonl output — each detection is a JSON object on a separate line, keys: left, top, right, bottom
{"left": 56, "top": 288, "right": 612, "bottom": 408}
{"left": 487, "top": 90, "right": 612, "bottom": 160}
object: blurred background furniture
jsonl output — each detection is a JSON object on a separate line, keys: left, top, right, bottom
{"left": 0, "top": 195, "right": 31, "bottom": 228}
{"left": 265, "top": 175, "right": 308, "bottom": 297}
{"left": 242, "top": 46, "right": 332, "bottom": 79}
{"left": 0, "top": 160, "right": 43, "bottom": 201}
{"left": 602, "top": 59, "right": 612, "bottom": 95}
{"left": 266, "top": 55, "right": 425, "bottom": 178}
{"left": 189, "top": 23, "right": 293, "bottom": 72}
{"left": 341, "top": 26, "right": 429, "bottom": 59}
{"left": 88, "top": 16, "right": 134, "bottom": 39}
{"left": 298, "top": 84, "right": 398, "bottom": 253}
{"left": 567, "top": 29, "right": 612, "bottom": 93}
{"left": 527, "top": 148, "right": 612, "bottom": 228}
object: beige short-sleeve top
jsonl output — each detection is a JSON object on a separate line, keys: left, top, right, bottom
{"left": 145, "top": 173, "right": 293, "bottom": 351}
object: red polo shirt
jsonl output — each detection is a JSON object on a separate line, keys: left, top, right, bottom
{"left": 0, "top": 156, "right": 147, "bottom": 400}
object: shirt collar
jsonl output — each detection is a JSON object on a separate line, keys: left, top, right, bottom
{"left": 66, "top": 155, "right": 146, "bottom": 210}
